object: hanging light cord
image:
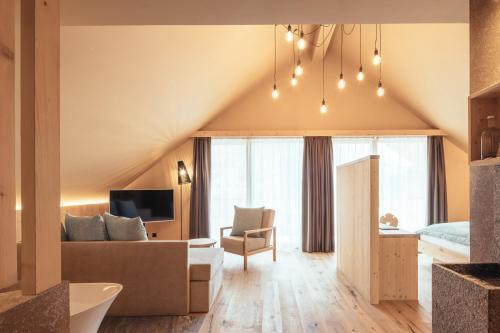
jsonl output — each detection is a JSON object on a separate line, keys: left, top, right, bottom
{"left": 340, "top": 24, "right": 344, "bottom": 74}
{"left": 375, "top": 24, "right": 379, "bottom": 50}
{"left": 274, "top": 24, "right": 277, "bottom": 84}
{"left": 341, "top": 24, "right": 356, "bottom": 36}
{"left": 296, "top": 24, "right": 301, "bottom": 62}
{"left": 359, "top": 24, "right": 362, "bottom": 66}
{"left": 379, "top": 24, "right": 382, "bottom": 80}
{"left": 322, "top": 25, "right": 325, "bottom": 100}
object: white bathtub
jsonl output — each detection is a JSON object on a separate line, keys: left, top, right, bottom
{"left": 70, "top": 283, "right": 123, "bottom": 333}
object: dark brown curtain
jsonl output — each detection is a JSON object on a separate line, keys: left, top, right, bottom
{"left": 428, "top": 136, "right": 448, "bottom": 225}
{"left": 189, "top": 137, "right": 211, "bottom": 238}
{"left": 302, "top": 137, "right": 334, "bottom": 252}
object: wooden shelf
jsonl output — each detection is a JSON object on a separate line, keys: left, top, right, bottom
{"left": 469, "top": 81, "right": 500, "bottom": 163}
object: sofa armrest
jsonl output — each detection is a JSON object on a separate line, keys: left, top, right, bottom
{"left": 61, "top": 240, "right": 189, "bottom": 316}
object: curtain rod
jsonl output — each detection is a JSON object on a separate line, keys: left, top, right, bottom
{"left": 192, "top": 129, "right": 446, "bottom": 138}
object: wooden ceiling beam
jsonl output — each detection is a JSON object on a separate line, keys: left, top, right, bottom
{"left": 307, "top": 24, "right": 336, "bottom": 62}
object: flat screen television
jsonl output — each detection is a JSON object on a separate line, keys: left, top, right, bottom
{"left": 109, "top": 189, "right": 174, "bottom": 222}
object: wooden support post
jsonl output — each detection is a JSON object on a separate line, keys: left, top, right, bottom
{"left": 0, "top": 0, "right": 17, "bottom": 290}
{"left": 20, "top": 0, "right": 61, "bottom": 295}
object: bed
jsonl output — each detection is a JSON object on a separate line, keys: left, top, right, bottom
{"left": 416, "top": 221, "right": 470, "bottom": 263}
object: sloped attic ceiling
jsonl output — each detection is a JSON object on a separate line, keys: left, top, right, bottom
{"left": 58, "top": 26, "right": 291, "bottom": 202}
{"left": 14, "top": 23, "right": 468, "bottom": 204}
{"left": 339, "top": 24, "right": 469, "bottom": 150}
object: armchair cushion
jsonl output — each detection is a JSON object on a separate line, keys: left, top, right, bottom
{"left": 230, "top": 206, "right": 264, "bottom": 236}
{"left": 221, "top": 236, "right": 266, "bottom": 255}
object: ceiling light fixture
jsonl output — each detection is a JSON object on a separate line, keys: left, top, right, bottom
{"left": 373, "top": 24, "right": 381, "bottom": 65}
{"left": 357, "top": 24, "right": 365, "bottom": 81}
{"left": 297, "top": 26, "right": 306, "bottom": 50}
{"left": 320, "top": 25, "right": 328, "bottom": 114}
{"left": 338, "top": 24, "right": 346, "bottom": 90}
{"left": 296, "top": 58, "right": 303, "bottom": 76}
{"left": 272, "top": 25, "right": 279, "bottom": 99}
{"left": 286, "top": 24, "right": 293, "bottom": 42}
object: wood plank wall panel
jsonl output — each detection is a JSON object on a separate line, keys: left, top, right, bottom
{"left": 0, "top": 0, "right": 17, "bottom": 290}
{"left": 379, "top": 237, "right": 418, "bottom": 300}
{"left": 20, "top": 0, "right": 61, "bottom": 295}
{"left": 336, "top": 156, "right": 380, "bottom": 304}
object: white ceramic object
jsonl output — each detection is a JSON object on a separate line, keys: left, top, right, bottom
{"left": 70, "top": 283, "right": 123, "bottom": 333}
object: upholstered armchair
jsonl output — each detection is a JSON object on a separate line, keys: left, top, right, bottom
{"left": 220, "top": 209, "right": 276, "bottom": 271}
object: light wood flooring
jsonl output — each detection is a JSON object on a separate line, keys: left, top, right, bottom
{"left": 99, "top": 250, "right": 432, "bottom": 333}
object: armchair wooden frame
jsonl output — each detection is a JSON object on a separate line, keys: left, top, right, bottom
{"left": 220, "top": 226, "right": 277, "bottom": 271}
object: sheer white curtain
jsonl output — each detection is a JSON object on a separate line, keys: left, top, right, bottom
{"left": 378, "top": 137, "right": 428, "bottom": 231}
{"left": 332, "top": 136, "right": 428, "bottom": 231}
{"left": 210, "top": 139, "right": 248, "bottom": 238}
{"left": 210, "top": 138, "right": 303, "bottom": 250}
{"left": 250, "top": 138, "right": 303, "bottom": 249}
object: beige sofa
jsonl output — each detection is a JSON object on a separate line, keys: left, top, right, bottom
{"left": 18, "top": 241, "right": 223, "bottom": 316}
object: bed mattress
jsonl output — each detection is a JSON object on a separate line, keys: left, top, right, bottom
{"left": 419, "top": 234, "right": 470, "bottom": 257}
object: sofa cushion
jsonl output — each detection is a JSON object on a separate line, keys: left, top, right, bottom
{"left": 230, "top": 206, "right": 264, "bottom": 236}
{"left": 103, "top": 213, "right": 148, "bottom": 241}
{"left": 61, "top": 224, "right": 68, "bottom": 241}
{"left": 221, "top": 236, "right": 266, "bottom": 255}
{"left": 189, "top": 248, "right": 224, "bottom": 281}
{"left": 65, "top": 214, "right": 108, "bottom": 241}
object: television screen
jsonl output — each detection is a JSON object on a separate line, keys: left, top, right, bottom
{"left": 109, "top": 189, "right": 174, "bottom": 222}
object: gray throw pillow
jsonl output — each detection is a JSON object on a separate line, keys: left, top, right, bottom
{"left": 61, "top": 224, "right": 68, "bottom": 241}
{"left": 103, "top": 212, "right": 148, "bottom": 241}
{"left": 65, "top": 214, "right": 108, "bottom": 241}
{"left": 230, "top": 206, "right": 264, "bottom": 237}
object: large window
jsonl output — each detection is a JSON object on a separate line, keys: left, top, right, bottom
{"left": 210, "top": 138, "right": 303, "bottom": 249}
{"left": 378, "top": 137, "right": 428, "bottom": 231}
{"left": 333, "top": 136, "right": 428, "bottom": 231}
{"left": 211, "top": 136, "right": 428, "bottom": 250}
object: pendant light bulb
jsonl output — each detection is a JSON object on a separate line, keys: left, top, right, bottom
{"left": 291, "top": 73, "right": 298, "bottom": 87}
{"left": 377, "top": 81, "right": 385, "bottom": 97}
{"left": 272, "top": 84, "right": 279, "bottom": 99}
{"left": 320, "top": 99, "right": 328, "bottom": 114}
{"left": 373, "top": 49, "right": 381, "bottom": 65}
{"left": 297, "top": 31, "right": 306, "bottom": 50}
{"left": 337, "top": 73, "right": 346, "bottom": 89}
{"left": 357, "top": 66, "right": 365, "bottom": 81}
{"left": 295, "top": 60, "right": 303, "bottom": 76}
{"left": 286, "top": 25, "right": 293, "bottom": 42}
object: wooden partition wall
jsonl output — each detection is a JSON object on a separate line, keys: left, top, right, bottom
{"left": 0, "top": 0, "right": 17, "bottom": 291}
{"left": 337, "top": 155, "right": 380, "bottom": 304}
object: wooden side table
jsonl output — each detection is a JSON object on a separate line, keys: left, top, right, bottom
{"left": 189, "top": 238, "right": 217, "bottom": 248}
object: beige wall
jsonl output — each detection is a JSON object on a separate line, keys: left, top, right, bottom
{"left": 125, "top": 139, "right": 194, "bottom": 240}
{"left": 444, "top": 138, "right": 470, "bottom": 221}
{"left": 470, "top": 0, "right": 500, "bottom": 93}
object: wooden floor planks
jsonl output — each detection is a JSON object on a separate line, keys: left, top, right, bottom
{"left": 99, "top": 251, "right": 432, "bottom": 333}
